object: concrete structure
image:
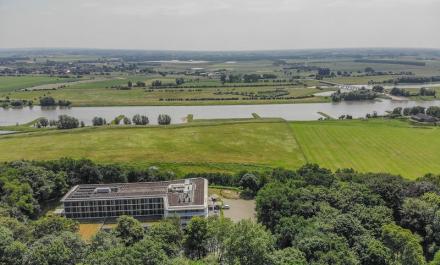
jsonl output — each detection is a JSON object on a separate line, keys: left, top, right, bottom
{"left": 60, "top": 178, "right": 208, "bottom": 224}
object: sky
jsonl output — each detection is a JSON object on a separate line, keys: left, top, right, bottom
{"left": 0, "top": 0, "right": 439, "bottom": 51}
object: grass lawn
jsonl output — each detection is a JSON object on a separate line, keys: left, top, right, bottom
{"left": 0, "top": 118, "right": 439, "bottom": 178}
{"left": 0, "top": 120, "right": 305, "bottom": 174}
{"left": 291, "top": 119, "right": 440, "bottom": 179}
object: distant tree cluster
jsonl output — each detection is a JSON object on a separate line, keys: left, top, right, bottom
{"left": 158, "top": 114, "right": 171, "bottom": 125}
{"left": 331, "top": 88, "right": 377, "bottom": 102}
{"left": 390, "top": 87, "right": 411, "bottom": 97}
{"left": 391, "top": 105, "right": 440, "bottom": 119}
{"left": 132, "top": 114, "right": 149, "bottom": 125}
{"left": 57, "top": 115, "right": 79, "bottom": 129}
{"left": 39, "top": 96, "right": 72, "bottom": 107}
{"left": 372, "top": 85, "right": 384, "bottom": 93}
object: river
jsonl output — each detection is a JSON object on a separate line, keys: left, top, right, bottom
{"left": 1, "top": 100, "right": 440, "bottom": 126}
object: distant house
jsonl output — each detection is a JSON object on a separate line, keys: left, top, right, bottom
{"left": 411, "top": 113, "right": 437, "bottom": 123}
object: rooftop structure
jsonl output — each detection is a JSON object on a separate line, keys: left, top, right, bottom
{"left": 60, "top": 178, "right": 208, "bottom": 223}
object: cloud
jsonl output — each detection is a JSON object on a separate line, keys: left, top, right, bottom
{"left": 0, "top": 0, "right": 439, "bottom": 50}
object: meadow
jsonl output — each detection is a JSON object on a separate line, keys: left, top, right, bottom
{"left": 0, "top": 120, "right": 305, "bottom": 173}
{"left": 0, "top": 75, "right": 81, "bottom": 92}
{"left": 2, "top": 75, "right": 330, "bottom": 106}
{"left": 0, "top": 118, "right": 439, "bottom": 179}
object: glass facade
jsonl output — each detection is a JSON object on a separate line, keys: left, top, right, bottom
{"left": 63, "top": 197, "right": 164, "bottom": 219}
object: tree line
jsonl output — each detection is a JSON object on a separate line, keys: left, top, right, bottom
{"left": 2, "top": 160, "right": 440, "bottom": 264}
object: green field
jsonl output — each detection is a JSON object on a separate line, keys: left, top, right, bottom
{"left": 0, "top": 75, "right": 80, "bottom": 92}
{"left": 0, "top": 119, "right": 439, "bottom": 179}
{"left": 0, "top": 120, "right": 304, "bottom": 173}
{"left": 291, "top": 120, "right": 440, "bottom": 178}
{"left": 1, "top": 75, "right": 331, "bottom": 106}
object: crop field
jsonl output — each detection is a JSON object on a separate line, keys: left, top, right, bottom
{"left": 0, "top": 119, "right": 439, "bottom": 178}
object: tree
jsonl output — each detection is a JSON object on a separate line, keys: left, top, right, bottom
{"left": 114, "top": 215, "right": 144, "bottom": 246}
{"left": 141, "top": 115, "right": 149, "bottom": 125}
{"left": 400, "top": 193, "right": 440, "bottom": 259}
{"left": 158, "top": 114, "right": 171, "bottom": 125}
{"left": 92, "top": 116, "right": 106, "bottom": 126}
{"left": 184, "top": 216, "right": 210, "bottom": 259}
{"left": 206, "top": 216, "right": 233, "bottom": 263}
{"left": 39, "top": 96, "right": 56, "bottom": 106}
{"left": 224, "top": 220, "right": 274, "bottom": 265}
{"left": 83, "top": 237, "right": 169, "bottom": 265}
{"left": 148, "top": 218, "right": 183, "bottom": 257}
{"left": 332, "top": 213, "right": 366, "bottom": 244}
{"left": 132, "top": 114, "right": 148, "bottom": 125}
{"left": 32, "top": 214, "right": 79, "bottom": 239}
{"left": 382, "top": 223, "right": 426, "bottom": 265}
{"left": 372, "top": 85, "right": 384, "bottom": 93}
{"left": 220, "top": 74, "right": 227, "bottom": 84}
{"left": 152, "top": 80, "right": 162, "bottom": 87}
{"left": 176, "top": 78, "right": 185, "bottom": 85}
{"left": 239, "top": 173, "right": 259, "bottom": 196}
{"left": 392, "top": 107, "right": 403, "bottom": 116}
{"left": 123, "top": 116, "right": 131, "bottom": 125}
{"left": 57, "top": 115, "right": 79, "bottom": 129}
{"left": 89, "top": 230, "right": 122, "bottom": 252}
{"left": 426, "top": 106, "right": 440, "bottom": 118}
{"left": 2, "top": 240, "right": 26, "bottom": 265}
{"left": 24, "top": 231, "right": 86, "bottom": 265}
{"left": 270, "top": 247, "right": 307, "bottom": 265}
{"left": 136, "top": 81, "right": 146, "bottom": 87}
{"left": 431, "top": 251, "right": 440, "bottom": 265}
{"left": 0, "top": 226, "right": 14, "bottom": 262}
{"left": 297, "top": 163, "right": 335, "bottom": 187}
{"left": 353, "top": 235, "right": 392, "bottom": 265}
{"left": 38, "top": 118, "right": 49, "bottom": 127}
{"left": 420, "top": 87, "right": 436, "bottom": 96}
{"left": 365, "top": 67, "right": 375, "bottom": 73}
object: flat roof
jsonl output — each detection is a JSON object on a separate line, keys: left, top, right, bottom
{"left": 61, "top": 178, "right": 207, "bottom": 208}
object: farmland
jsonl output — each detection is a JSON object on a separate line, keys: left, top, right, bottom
{"left": 0, "top": 118, "right": 439, "bottom": 179}
{"left": 2, "top": 52, "right": 440, "bottom": 107}
{"left": 0, "top": 75, "right": 81, "bottom": 92}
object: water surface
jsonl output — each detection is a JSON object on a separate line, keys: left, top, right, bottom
{"left": 1, "top": 100, "right": 439, "bottom": 126}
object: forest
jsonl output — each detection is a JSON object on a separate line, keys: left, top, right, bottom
{"left": 1, "top": 159, "right": 440, "bottom": 264}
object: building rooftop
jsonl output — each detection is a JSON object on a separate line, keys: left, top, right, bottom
{"left": 61, "top": 178, "right": 207, "bottom": 208}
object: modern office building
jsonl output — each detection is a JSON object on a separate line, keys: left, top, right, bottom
{"left": 60, "top": 178, "right": 208, "bottom": 223}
